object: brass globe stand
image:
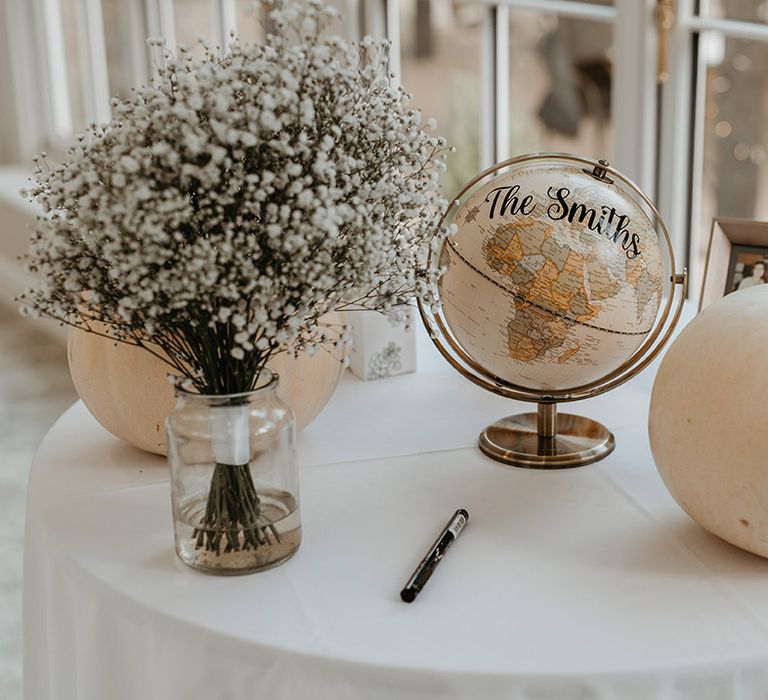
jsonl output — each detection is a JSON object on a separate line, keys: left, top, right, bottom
{"left": 420, "top": 153, "right": 688, "bottom": 470}
{"left": 478, "top": 403, "right": 615, "bottom": 469}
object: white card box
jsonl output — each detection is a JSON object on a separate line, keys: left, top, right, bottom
{"left": 348, "top": 308, "right": 417, "bottom": 381}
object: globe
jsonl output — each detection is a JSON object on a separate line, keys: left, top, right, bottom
{"left": 422, "top": 154, "right": 686, "bottom": 469}
{"left": 438, "top": 158, "right": 666, "bottom": 392}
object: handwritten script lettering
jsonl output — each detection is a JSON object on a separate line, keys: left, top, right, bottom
{"left": 484, "top": 184, "right": 642, "bottom": 259}
{"left": 485, "top": 184, "right": 536, "bottom": 219}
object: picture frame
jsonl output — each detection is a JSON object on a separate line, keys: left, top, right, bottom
{"left": 699, "top": 217, "right": 768, "bottom": 311}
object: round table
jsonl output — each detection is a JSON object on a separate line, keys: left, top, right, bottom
{"left": 23, "top": 314, "right": 768, "bottom": 700}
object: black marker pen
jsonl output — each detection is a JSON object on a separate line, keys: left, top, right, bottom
{"left": 400, "top": 508, "right": 469, "bottom": 603}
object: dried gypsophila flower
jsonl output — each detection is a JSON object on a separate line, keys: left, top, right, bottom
{"left": 20, "top": 0, "right": 451, "bottom": 394}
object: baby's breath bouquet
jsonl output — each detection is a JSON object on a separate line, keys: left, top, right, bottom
{"left": 20, "top": 0, "right": 450, "bottom": 559}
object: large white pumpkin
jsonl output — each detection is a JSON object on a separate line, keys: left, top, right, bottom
{"left": 649, "top": 285, "right": 768, "bottom": 557}
{"left": 68, "top": 314, "right": 348, "bottom": 456}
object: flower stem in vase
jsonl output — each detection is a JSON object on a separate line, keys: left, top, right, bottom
{"left": 193, "top": 462, "right": 281, "bottom": 554}
{"left": 193, "top": 401, "right": 281, "bottom": 554}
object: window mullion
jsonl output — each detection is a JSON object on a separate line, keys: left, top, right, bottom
{"left": 611, "top": 0, "right": 657, "bottom": 194}
{"left": 79, "top": 0, "right": 111, "bottom": 125}
{"left": 144, "top": 0, "right": 176, "bottom": 74}
{"left": 468, "top": 0, "right": 615, "bottom": 24}
{"left": 125, "top": 0, "right": 149, "bottom": 85}
{"left": 216, "top": 0, "right": 237, "bottom": 50}
{"left": 684, "top": 15, "right": 768, "bottom": 42}
{"left": 478, "top": 6, "right": 496, "bottom": 170}
{"left": 36, "top": 0, "right": 73, "bottom": 138}
{"left": 657, "top": 0, "right": 697, "bottom": 278}
{"left": 384, "top": 0, "right": 400, "bottom": 82}
{"left": 494, "top": 6, "right": 509, "bottom": 162}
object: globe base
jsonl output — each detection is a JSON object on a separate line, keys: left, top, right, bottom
{"left": 478, "top": 409, "right": 615, "bottom": 469}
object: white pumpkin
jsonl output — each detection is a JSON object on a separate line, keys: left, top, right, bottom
{"left": 649, "top": 285, "right": 768, "bottom": 557}
{"left": 68, "top": 314, "right": 348, "bottom": 456}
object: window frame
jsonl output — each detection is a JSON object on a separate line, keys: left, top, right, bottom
{"left": 5, "top": 0, "right": 768, "bottom": 300}
{"left": 657, "top": 0, "right": 768, "bottom": 294}
{"left": 388, "top": 0, "right": 659, "bottom": 188}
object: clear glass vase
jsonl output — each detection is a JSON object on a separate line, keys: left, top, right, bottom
{"left": 165, "top": 370, "right": 301, "bottom": 575}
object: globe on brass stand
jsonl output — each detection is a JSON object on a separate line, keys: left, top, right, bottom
{"left": 420, "top": 153, "right": 687, "bottom": 469}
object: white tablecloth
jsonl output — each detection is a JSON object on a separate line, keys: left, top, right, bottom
{"left": 23, "top": 307, "right": 768, "bottom": 700}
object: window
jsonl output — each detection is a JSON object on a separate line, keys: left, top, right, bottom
{"left": 5, "top": 0, "right": 768, "bottom": 301}
{"left": 396, "top": 1, "right": 617, "bottom": 194}
{"left": 660, "top": 0, "right": 768, "bottom": 295}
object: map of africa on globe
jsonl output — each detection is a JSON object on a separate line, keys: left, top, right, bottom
{"left": 437, "top": 160, "right": 666, "bottom": 392}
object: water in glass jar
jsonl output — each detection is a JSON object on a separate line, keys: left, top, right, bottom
{"left": 174, "top": 488, "right": 301, "bottom": 574}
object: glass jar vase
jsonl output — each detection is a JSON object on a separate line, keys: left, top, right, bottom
{"left": 165, "top": 370, "right": 301, "bottom": 575}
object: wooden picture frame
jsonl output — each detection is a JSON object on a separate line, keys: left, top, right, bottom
{"left": 699, "top": 217, "right": 768, "bottom": 312}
